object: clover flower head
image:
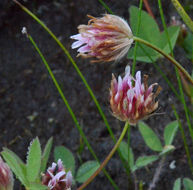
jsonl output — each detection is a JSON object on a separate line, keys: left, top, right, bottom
{"left": 42, "top": 159, "right": 72, "bottom": 190}
{"left": 0, "top": 157, "right": 14, "bottom": 190}
{"left": 70, "top": 14, "right": 133, "bottom": 62}
{"left": 110, "top": 66, "right": 161, "bottom": 125}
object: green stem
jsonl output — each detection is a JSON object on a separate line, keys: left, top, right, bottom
{"left": 175, "top": 66, "right": 193, "bottom": 140}
{"left": 139, "top": 181, "right": 143, "bottom": 190}
{"left": 96, "top": 0, "right": 134, "bottom": 178}
{"left": 133, "top": 36, "right": 193, "bottom": 85}
{"left": 172, "top": 105, "right": 193, "bottom": 174}
{"left": 171, "top": 0, "right": 193, "bottom": 32}
{"left": 158, "top": 0, "right": 173, "bottom": 56}
{"left": 13, "top": 0, "right": 129, "bottom": 176}
{"left": 127, "top": 124, "right": 132, "bottom": 187}
{"left": 98, "top": 0, "right": 113, "bottom": 14}
{"left": 77, "top": 122, "right": 130, "bottom": 190}
{"left": 158, "top": 0, "right": 193, "bottom": 143}
{"left": 138, "top": 43, "right": 193, "bottom": 119}
{"left": 138, "top": 43, "right": 180, "bottom": 99}
{"left": 132, "top": 0, "right": 143, "bottom": 76}
{"left": 129, "top": 1, "right": 142, "bottom": 186}
{"left": 13, "top": 0, "right": 115, "bottom": 143}
{"left": 27, "top": 34, "right": 119, "bottom": 190}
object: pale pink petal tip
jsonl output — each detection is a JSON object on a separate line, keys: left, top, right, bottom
{"left": 66, "top": 171, "right": 73, "bottom": 188}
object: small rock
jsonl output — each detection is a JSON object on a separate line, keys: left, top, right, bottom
{"left": 169, "top": 160, "right": 176, "bottom": 169}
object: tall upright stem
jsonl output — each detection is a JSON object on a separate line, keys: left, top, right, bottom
{"left": 132, "top": 0, "right": 143, "bottom": 76}
{"left": 133, "top": 36, "right": 193, "bottom": 85}
{"left": 77, "top": 122, "right": 130, "bottom": 190}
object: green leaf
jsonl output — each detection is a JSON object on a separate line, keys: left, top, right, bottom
{"left": 128, "top": 6, "right": 160, "bottom": 62}
{"left": 28, "top": 182, "right": 48, "bottom": 190}
{"left": 183, "top": 32, "right": 193, "bottom": 60}
{"left": 2, "top": 148, "right": 26, "bottom": 174}
{"left": 129, "top": 6, "right": 160, "bottom": 44}
{"left": 164, "top": 121, "right": 179, "bottom": 145}
{"left": 138, "top": 122, "right": 163, "bottom": 152}
{"left": 135, "top": 155, "right": 159, "bottom": 168}
{"left": 1, "top": 150, "right": 28, "bottom": 186}
{"left": 128, "top": 6, "right": 180, "bottom": 63}
{"left": 160, "top": 26, "right": 180, "bottom": 54}
{"left": 54, "top": 146, "right": 75, "bottom": 176}
{"left": 183, "top": 178, "right": 193, "bottom": 190}
{"left": 128, "top": 47, "right": 158, "bottom": 63}
{"left": 76, "top": 161, "right": 100, "bottom": 183}
{"left": 26, "top": 137, "right": 42, "bottom": 182}
{"left": 40, "top": 137, "right": 53, "bottom": 173}
{"left": 119, "top": 141, "right": 135, "bottom": 170}
{"left": 173, "top": 178, "right": 181, "bottom": 190}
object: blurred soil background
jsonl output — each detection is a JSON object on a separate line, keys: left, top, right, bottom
{"left": 0, "top": 0, "right": 192, "bottom": 189}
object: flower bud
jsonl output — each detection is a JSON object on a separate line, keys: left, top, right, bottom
{"left": 110, "top": 66, "right": 161, "bottom": 125}
{"left": 70, "top": 14, "right": 133, "bottom": 62}
{"left": 0, "top": 157, "right": 14, "bottom": 190}
{"left": 42, "top": 159, "right": 72, "bottom": 190}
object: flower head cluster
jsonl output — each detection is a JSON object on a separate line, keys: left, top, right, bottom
{"left": 110, "top": 66, "right": 161, "bottom": 125}
{"left": 70, "top": 14, "right": 133, "bottom": 62}
{"left": 42, "top": 159, "right": 72, "bottom": 190}
{"left": 0, "top": 157, "right": 14, "bottom": 190}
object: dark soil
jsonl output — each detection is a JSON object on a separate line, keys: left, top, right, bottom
{"left": 0, "top": 0, "right": 192, "bottom": 190}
